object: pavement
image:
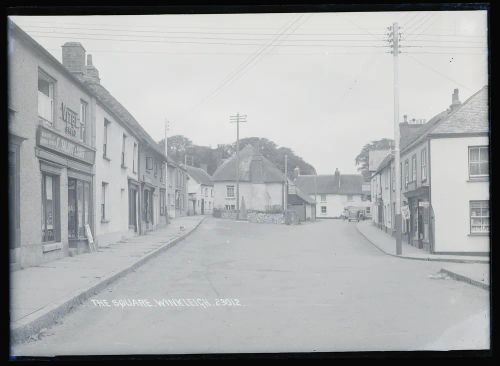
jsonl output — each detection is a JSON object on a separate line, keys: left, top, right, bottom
{"left": 356, "top": 221, "right": 490, "bottom": 290}
{"left": 10, "top": 215, "right": 205, "bottom": 344}
{"left": 12, "top": 218, "right": 489, "bottom": 355}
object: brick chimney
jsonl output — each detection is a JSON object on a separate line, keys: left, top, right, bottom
{"left": 449, "top": 88, "right": 461, "bottom": 111}
{"left": 62, "top": 42, "right": 86, "bottom": 78}
{"left": 85, "top": 54, "right": 100, "bottom": 83}
{"left": 334, "top": 168, "right": 340, "bottom": 189}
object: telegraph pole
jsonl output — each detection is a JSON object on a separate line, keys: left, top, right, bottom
{"left": 284, "top": 154, "right": 288, "bottom": 211}
{"left": 388, "top": 22, "right": 403, "bottom": 255}
{"left": 230, "top": 113, "right": 247, "bottom": 220}
{"left": 164, "top": 119, "right": 170, "bottom": 224}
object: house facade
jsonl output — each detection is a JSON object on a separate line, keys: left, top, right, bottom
{"left": 294, "top": 168, "right": 368, "bottom": 219}
{"left": 212, "top": 145, "right": 285, "bottom": 212}
{"left": 185, "top": 165, "right": 214, "bottom": 215}
{"left": 369, "top": 86, "right": 489, "bottom": 255}
{"left": 8, "top": 22, "right": 97, "bottom": 269}
{"left": 164, "top": 156, "right": 188, "bottom": 218}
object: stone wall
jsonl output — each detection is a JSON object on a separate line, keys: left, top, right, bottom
{"left": 247, "top": 212, "right": 285, "bottom": 224}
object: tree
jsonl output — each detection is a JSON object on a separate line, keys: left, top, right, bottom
{"left": 355, "top": 138, "right": 394, "bottom": 181}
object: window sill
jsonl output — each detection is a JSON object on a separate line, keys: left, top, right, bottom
{"left": 467, "top": 177, "right": 488, "bottom": 182}
{"left": 103, "top": 155, "right": 111, "bottom": 162}
{"left": 468, "top": 233, "right": 489, "bottom": 237}
{"left": 42, "top": 242, "right": 63, "bottom": 253}
{"left": 101, "top": 219, "right": 110, "bottom": 224}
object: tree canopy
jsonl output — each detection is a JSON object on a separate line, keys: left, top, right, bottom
{"left": 355, "top": 138, "right": 394, "bottom": 181}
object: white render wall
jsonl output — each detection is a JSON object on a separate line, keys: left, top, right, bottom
{"left": 188, "top": 179, "right": 214, "bottom": 215}
{"left": 214, "top": 182, "right": 283, "bottom": 211}
{"left": 94, "top": 103, "right": 140, "bottom": 246}
{"left": 430, "top": 136, "right": 489, "bottom": 253}
{"left": 315, "top": 193, "right": 366, "bottom": 218}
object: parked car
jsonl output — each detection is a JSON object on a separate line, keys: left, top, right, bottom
{"left": 347, "top": 208, "right": 360, "bottom": 222}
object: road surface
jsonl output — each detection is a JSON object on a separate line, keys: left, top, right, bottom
{"left": 12, "top": 218, "right": 489, "bottom": 355}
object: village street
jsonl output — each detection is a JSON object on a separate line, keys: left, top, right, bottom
{"left": 12, "top": 218, "right": 489, "bottom": 356}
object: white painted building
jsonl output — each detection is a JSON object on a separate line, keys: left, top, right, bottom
{"left": 212, "top": 145, "right": 285, "bottom": 212}
{"left": 294, "top": 168, "right": 368, "bottom": 219}
{"left": 185, "top": 165, "right": 214, "bottom": 215}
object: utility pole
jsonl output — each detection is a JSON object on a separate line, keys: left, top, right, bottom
{"left": 230, "top": 113, "right": 247, "bottom": 220}
{"left": 388, "top": 22, "right": 403, "bottom": 255}
{"left": 284, "top": 154, "right": 288, "bottom": 211}
{"left": 164, "top": 119, "right": 170, "bottom": 224}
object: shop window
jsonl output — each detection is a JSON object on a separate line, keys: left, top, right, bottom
{"left": 68, "top": 178, "right": 91, "bottom": 239}
{"left": 226, "top": 185, "right": 235, "bottom": 198}
{"left": 469, "top": 146, "right": 488, "bottom": 178}
{"left": 38, "top": 70, "right": 55, "bottom": 124}
{"left": 421, "top": 148, "right": 427, "bottom": 182}
{"left": 41, "top": 173, "right": 60, "bottom": 242}
{"left": 470, "top": 201, "right": 489, "bottom": 234}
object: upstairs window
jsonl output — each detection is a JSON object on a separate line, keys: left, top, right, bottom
{"left": 226, "top": 185, "right": 235, "bottom": 198}
{"left": 103, "top": 119, "right": 110, "bottom": 159}
{"left": 469, "top": 146, "right": 488, "bottom": 178}
{"left": 121, "top": 134, "right": 127, "bottom": 167}
{"left": 132, "top": 143, "right": 138, "bottom": 173}
{"left": 146, "top": 156, "right": 153, "bottom": 170}
{"left": 320, "top": 194, "right": 326, "bottom": 202}
{"left": 421, "top": 148, "right": 427, "bottom": 182}
{"left": 411, "top": 154, "right": 417, "bottom": 182}
{"left": 38, "top": 70, "right": 55, "bottom": 124}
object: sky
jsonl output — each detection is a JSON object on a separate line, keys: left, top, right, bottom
{"left": 10, "top": 11, "right": 488, "bottom": 174}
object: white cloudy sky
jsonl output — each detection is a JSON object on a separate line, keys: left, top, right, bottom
{"left": 10, "top": 11, "right": 488, "bottom": 174}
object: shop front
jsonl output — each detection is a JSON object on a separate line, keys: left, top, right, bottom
{"left": 403, "top": 186, "right": 432, "bottom": 251}
{"left": 142, "top": 183, "right": 155, "bottom": 233}
{"left": 37, "top": 125, "right": 96, "bottom": 255}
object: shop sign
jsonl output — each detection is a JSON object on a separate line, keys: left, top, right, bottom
{"left": 37, "top": 126, "right": 95, "bottom": 164}
{"left": 61, "top": 102, "right": 79, "bottom": 138}
{"left": 419, "top": 201, "right": 430, "bottom": 208}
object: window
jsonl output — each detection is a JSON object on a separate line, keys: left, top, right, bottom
{"left": 470, "top": 201, "right": 489, "bottom": 234}
{"left": 211, "top": 188, "right": 213, "bottom": 197}
{"left": 41, "top": 173, "right": 60, "bottom": 242}
{"left": 225, "top": 204, "right": 235, "bottom": 210}
{"left": 133, "top": 143, "right": 138, "bottom": 173}
{"left": 160, "top": 163, "right": 163, "bottom": 182}
{"left": 79, "top": 100, "right": 88, "bottom": 143}
{"left": 38, "top": 70, "right": 54, "bottom": 123}
{"left": 160, "top": 189, "right": 166, "bottom": 216}
{"left": 321, "top": 206, "right": 327, "bottom": 214}
{"left": 101, "top": 182, "right": 108, "bottom": 222}
{"left": 385, "top": 169, "right": 389, "bottom": 189}
{"left": 146, "top": 156, "right": 153, "bottom": 170}
{"left": 411, "top": 154, "right": 417, "bottom": 182}
{"left": 347, "top": 195, "right": 353, "bottom": 201}
{"left": 154, "top": 160, "right": 158, "bottom": 177}
{"left": 121, "top": 134, "right": 127, "bottom": 167}
{"left": 320, "top": 194, "right": 326, "bottom": 202}
{"left": 103, "top": 120, "right": 110, "bottom": 159}
{"left": 366, "top": 207, "right": 371, "bottom": 214}
{"left": 205, "top": 187, "right": 208, "bottom": 197}
{"left": 420, "top": 148, "right": 427, "bottom": 182}
{"left": 469, "top": 146, "right": 488, "bottom": 178}
{"left": 226, "top": 185, "right": 235, "bottom": 198}
{"left": 404, "top": 160, "right": 409, "bottom": 187}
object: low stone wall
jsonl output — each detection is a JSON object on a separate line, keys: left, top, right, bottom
{"left": 247, "top": 212, "right": 285, "bottom": 224}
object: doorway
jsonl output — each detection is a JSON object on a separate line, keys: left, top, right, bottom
{"left": 201, "top": 199, "right": 205, "bottom": 215}
{"left": 129, "top": 186, "right": 138, "bottom": 232}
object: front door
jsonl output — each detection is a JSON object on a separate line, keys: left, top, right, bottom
{"left": 201, "top": 199, "right": 205, "bottom": 215}
{"left": 129, "top": 187, "right": 137, "bottom": 232}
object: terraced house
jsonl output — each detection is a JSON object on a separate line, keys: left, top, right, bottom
{"left": 8, "top": 20, "right": 169, "bottom": 268}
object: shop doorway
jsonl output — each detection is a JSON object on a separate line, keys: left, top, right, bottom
{"left": 68, "top": 177, "right": 92, "bottom": 251}
{"left": 129, "top": 186, "right": 138, "bottom": 232}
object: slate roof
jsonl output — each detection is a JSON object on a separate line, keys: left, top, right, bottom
{"left": 294, "top": 174, "right": 364, "bottom": 195}
{"left": 185, "top": 166, "right": 213, "bottom": 186}
{"left": 211, "top": 144, "right": 284, "bottom": 183}
{"left": 83, "top": 81, "right": 167, "bottom": 159}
